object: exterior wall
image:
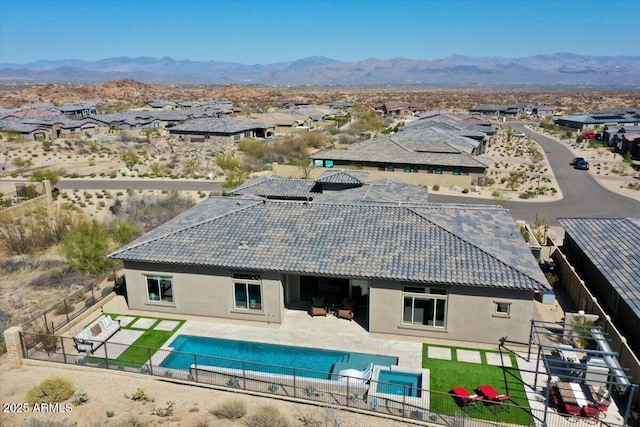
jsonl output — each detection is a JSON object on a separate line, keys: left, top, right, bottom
{"left": 273, "top": 163, "right": 483, "bottom": 187}
{"left": 123, "top": 261, "right": 284, "bottom": 325}
{"left": 368, "top": 279, "right": 534, "bottom": 344}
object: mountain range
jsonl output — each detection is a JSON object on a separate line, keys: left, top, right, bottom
{"left": 1, "top": 53, "right": 639, "bottom": 87}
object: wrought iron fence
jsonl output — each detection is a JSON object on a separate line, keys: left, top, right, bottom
{"left": 19, "top": 331, "right": 628, "bottom": 427}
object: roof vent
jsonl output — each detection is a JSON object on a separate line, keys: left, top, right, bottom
{"left": 238, "top": 241, "right": 249, "bottom": 249}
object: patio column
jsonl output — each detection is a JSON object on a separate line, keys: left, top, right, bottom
{"left": 4, "top": 326, "right": 24, "bottom": 367}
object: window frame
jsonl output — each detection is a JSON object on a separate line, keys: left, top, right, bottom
{"left": 401, "top": 285, "right": 448, "bottom": 328}
{"left": 233, "top": 273, "right": 263, "bottom": 312}
{"left": 494, "top": 301, "right": 511, "bottom": 317}
{"left": 145, "top": 275, "right": 174, "bottom": 304}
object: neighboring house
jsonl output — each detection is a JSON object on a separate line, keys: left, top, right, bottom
{"left": 109, "top": 193, "right": 550, "bottom": 345}
{"left": 144, "top": 100, "right": 178, "bottom": 110}
{"left": 86, "top": 113, "right": 162, "bottom": 131}
{"left": 21, "top": 117, "right": 99, "bottom": 139}
{"left": 55, "top": 102, "right": 99, "bottom": 117}
{"left": 310, "top": 133, "right": 491, "bottom": 187}
{"left": 557, "top": 218, "right": 640, "bottom": 356}
{"left": 470, "top": 104, "right": 553, "bottom": 117}
{"left": 289, "top": 105, "right": 337, "bottom": 123}
{"left": 0, "top": 119, "right": 51, "bottom": 140}
{"left": 403, "top": 118, "right": 491, "bottom": 155}
{"left": 609, "top": 132, "right": 640, "bottom": 158}
{"left": 554, "top": 114, "right": 640, "bottom": 131}
{"left": 246, "top": 112, "right": 312, "bottom": 135}
{"left": 168, "top": 117, "right": 275, "bottom": 143}
{"left": 377, "top": 102, "right": 428, "bottom": 116}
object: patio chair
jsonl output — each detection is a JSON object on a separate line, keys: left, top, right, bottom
{"left": 581, "top": 405, "right": 600, "bottom": 419}
{"left": 336, "top": 298, "right": 355, "bottom": 320}
{"left": 477, "top": 384, "right": 512, "bottom": 412}
{"left": 310, "top": 296, "right": 327, "bottom": 317}
{"left": 451, "top": 386, "right": 483, "bottom": 413}
{"left": 561, "top": 403, "right": 581, "bottom": 417}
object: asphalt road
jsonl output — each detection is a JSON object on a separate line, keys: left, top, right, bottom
{"left": 11, "top": 126, "right": 638, "bottom": 225}
{"left": 431, "top": 124, "right": 640, "bottom": 224}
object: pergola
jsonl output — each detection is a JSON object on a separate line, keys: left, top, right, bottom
{"left": 528, "top": 319, "right": 638, "bottom": 426}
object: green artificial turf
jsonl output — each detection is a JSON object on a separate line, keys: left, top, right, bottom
{"left": 423, "top": 344, "right": 534, "bottom": 425}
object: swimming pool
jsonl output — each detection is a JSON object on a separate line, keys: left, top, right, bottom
{"left": 376, "top": 370, "right": 422, "bottom": 397}
{"left": 161, "top": 335, "right": 398, "bottom": 380}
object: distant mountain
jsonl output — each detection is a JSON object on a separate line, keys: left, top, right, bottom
{"left": 1, "top": 53, "right": 639, "bottom": 87}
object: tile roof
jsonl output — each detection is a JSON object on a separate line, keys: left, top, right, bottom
{"left": 318, "top": 179, "right": 429, "bottom": 204}
{"left": 169, "top": 117, "right": 274, "bottom": 134}
{"left": 316, "top": 169, "right": 369, "bottom": 184}
{"left": 557, "top": 218, "right": 640, "bottom": 320}
{"left": 110, "top": 197, "right": 548, "bottom": 291}
{"left": 311, "top": 136, "right": 491, "bottom": 168}
{"left": 229, "top": 175, "right": 317, "bottom": 199}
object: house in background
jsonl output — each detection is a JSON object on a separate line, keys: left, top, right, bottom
{"left": 376, "top": 102, "right": 429, "bottom": 116}
{"left": 554, "top": 114, "right": 640, "bottom": 131}
{"left": 246, "top": 112, "right": 312, "bottom": 135}
{"left": 109, "top": 192, "right": 550, "bottom": 345}
{"left": 557, "top": 218, "right": 640, "bottom": 356}
{"left": 0, "top": 119, "right": 51, "bottom": 140}
{"left": 470, "top": 104, "right": 553, "bottom": 117}
{"left": 168, "top": 117, "right": 275, "bottom": 143}
{"left": 55, "top": 102, "right": 99, "bottom": 117}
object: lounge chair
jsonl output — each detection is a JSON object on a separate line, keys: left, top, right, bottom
{"left": 73, "top": 314, "right": 121, "bottom": 354}
{"left": 310, "top": 296, "right": 327, "bottom": 317}
{"left": 451, "top": 386, "right": 483, "bottom": 412}
{"left": 477, "top": 384, "right": 512, "bottom": 412}
{"left": 336, "top": 298, "right": 355, "bottom": 320}
{"left": 338, "top": 362, "right": 374, "bottom": 381}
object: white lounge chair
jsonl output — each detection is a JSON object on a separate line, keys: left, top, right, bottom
{"left": 73, "top": 315, "right": 120, "bottom": 354}
{"left": 338, "top": 362, "right": 374, "bottom": 381}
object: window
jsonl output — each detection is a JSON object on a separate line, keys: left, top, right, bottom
{"left": 233, "top": 273, "right": 262, "bottom": 311}
{"left": 495, "top": 302, "right": 511, "bottom": 315}
{"left": 435, "top": 167, "right": 443, "bottom": 174}
{"left": 402, "top": 286, "right": 447, "bottom": 328}
{"left": 146, "top": 275, "right": 173, "bottom": 303}
{"left": 404, "top": 165, "right": 412, "bottom": 173}
{"left": 386, "top": 164, "right": 395, "bottom": 172}
{"left": 453, "top": 168, "right": 461, "bottom": 176}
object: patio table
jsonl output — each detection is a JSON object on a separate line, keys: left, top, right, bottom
{"left": 570, "top": 382, "right": 589, "bottom": 407}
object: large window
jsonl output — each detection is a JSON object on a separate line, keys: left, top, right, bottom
{"left": 234, "top": 273, "right": 262, "bottom": 311}
{"left": 402, "top": 286, "right": 447, "bottom": 328}
{"left": 146, "top": 275, "right": 173, "bottom": 303}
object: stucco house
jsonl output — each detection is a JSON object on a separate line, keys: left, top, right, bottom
{"left": 557, "top": 217, "right": 640, "bottom": 356}
{"left": 109, "top": 192, "right": 550, "bottom": 345}
{"left": 310, "top": 132, "right": 492, "bottom": 188}
{"left": 168, "top": 117, "right": 275, "bottom": 143}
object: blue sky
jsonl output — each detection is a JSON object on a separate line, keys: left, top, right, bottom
{"left": 1, "top": 0, "right": 639, "bottom": 64}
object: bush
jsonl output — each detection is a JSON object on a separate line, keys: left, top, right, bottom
{"left": 84, "top": 296, "right": 97, "bottom": 308}
{"left": 55, "top": 301, "right": 74, "bottom": 315}
{"left": 101, "top": 286, "right": 113, "bottom": 297}
{"left": 432, "top": 184, "right": 440, "bottom": 191}
{"left": 73, "top": 388, "right": 89, "bottom": 405}
{"left": 246, "top": 405, "right": 289, "bottom": 427}
{"left": 519, "top": 192, "right": 530, "bottom": 199}
{"left": 26, "top": 377, "right": 74, "bottom": 405}
{"left": 114, "top": 417, "right": 148, "bottom": 427}
{"left": 461, "top": 188, "right": 469, "bottom": 194}
{"left": 211, "top": 398, "right": 247, "bottom": 420}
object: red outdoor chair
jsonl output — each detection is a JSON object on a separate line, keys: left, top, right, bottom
{"left": 548, "top": 385, "right": 561, "bottom": 407}
{"left": 581, "top": 405, "right": 600, "bottom": 419}
{"left": 451, "top": 386, "right": 483, "bottom": 413}
{"left": 562, "top": 403, "right": 581, "bottom": 417}
{"left": 477, "top": 384, "right": 512, "bottom": 413}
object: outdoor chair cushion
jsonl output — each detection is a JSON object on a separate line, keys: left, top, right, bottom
{"left": 73, "top": 314, "right": 121, "bottom": 354}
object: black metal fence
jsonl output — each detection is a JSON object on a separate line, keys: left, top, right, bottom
{"left": 19, "top": 331, "right": 628, "bottom": 427}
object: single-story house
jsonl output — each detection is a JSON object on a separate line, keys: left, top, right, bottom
{"left": 310, "top": 134, "right": 491, "bottom": 187}
{"left": 557, "top": 218, "right": 640, "bottom": 356}
{"left": 554, "top": 114, "right": 640, "bottom": 131}
{"left": 168, "top": 117, "right": 275, "bottom": 143}
{"left": 403, "top": 119, "right": 491, "bottom": 154}
{"left": 144, "top": 100, "right": 178, "bottom": 110}
{"left": 21, "top": 117, "right": 99, "bottom": 139}
{"left": 86, "top": 113, "right": 162, "bottom": 131}
{"left": 109, "top": 194, "right": 550, "bottom": 345}
{"left": 55, "top": 102, "right": 99, "bottom": 117}
{"left": 377, "top": 102, "right": 428, "bottom": 116}
{"left": 470, "top": 104, "right": 553, "bottom": 117}
{"left": 246, "top": 112, "right": 312, "bottom": 134}
{"left": 0, "top": 119, "right": 51, "bottom": 140}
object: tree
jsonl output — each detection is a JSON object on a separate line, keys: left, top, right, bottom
{"left": 61, "top": 218, "right": 114, "bottom": 275}
{"left": 121, "top": 150, "right": 140, "bottom": 170}
{"left": 12, "top": 158, "right": 33, "bottom": 173}
{"left": 506, "top": 171, "right": 526, "bottom": 190}
{"left": 223, "top": 167, "right": 249, "bottom": 189}
{"left": 215, "top": 154, "right": 241, "bottom": 171}
{"left": 110, "top": 219, "right": 138, "bottom": 246}
{"left": 30, "top": 168, "right": 63, "bottom": 186}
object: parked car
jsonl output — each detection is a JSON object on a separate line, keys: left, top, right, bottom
{"left": 513, "top": 131, "right": 526, "bottom": 137}
{"left": 570, "top": 157, "right": 585, "bottom": 166}
{"left": 575, "top": 160, "right": 590, "bottom": 170}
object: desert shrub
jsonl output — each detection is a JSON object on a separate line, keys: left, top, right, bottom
{"left": 519, "top": 192, "right": 530, "bottom": 199}
{"left": 118, "top": 191, "right": 194, "bottom": 233}
{"left": 126, "top": 388, "right": 154, "bottom": 403}
{"left": 26, "top": 377, "right": 74, "bottom": 405}
{"left": 114, "top": 417, "right": 148, "bottom": 427}
{"left": 84, "top": 296, "right": 97, "bottom": 308}
{"left": 151, "top": 401, "right": 175, "bottom": 417}
{"left": 18, "top": 419, "right": 76, "bottom": 427}
{"left": 246, "top": 405, "right": 289, "bottom": 427}
{"left": 102, "top": 286, "right": 113, "bottom": 297}
{"left": 432, "top": 184, "right": 440, "bottom": 191}
{"left": 483, "top": 177, "right": 495, "bottom": 186}
{"left": 55, "top": 301, "right": 74, "bottom": 315}
{"left": 462, "top": 188, "right": 469, "bottom": 194}
{"left": 211, "top": 398, "right": 247, "bottom": 420}
{"left": 73, "top": 388, "right": 89, "bottom": 405}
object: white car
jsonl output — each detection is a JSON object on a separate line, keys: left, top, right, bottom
{"left": 513, "top": 131, "right": 526, "bottom": 137}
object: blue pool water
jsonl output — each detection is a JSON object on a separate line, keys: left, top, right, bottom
{"left": 161, "top": 335, "right": 398, "bottom": 380}
{"left": 376, "top": 370, "right": 422, "bottom": 397}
